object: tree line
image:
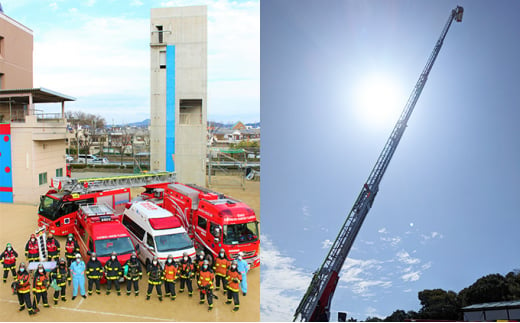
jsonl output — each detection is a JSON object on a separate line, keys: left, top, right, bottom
{"left": 358, "top": 269, "right": 520, "bottom": 322}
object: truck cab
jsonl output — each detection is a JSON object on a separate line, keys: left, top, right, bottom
{"left": 74, "top": 204, "right": 135, "bottom": 282}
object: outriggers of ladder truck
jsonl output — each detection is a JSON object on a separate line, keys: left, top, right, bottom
{"left": 293, "top": 6, "right": 463, "bottom": 322}
{"left": 37, "top": 172, "right": 176, "bottom": 236}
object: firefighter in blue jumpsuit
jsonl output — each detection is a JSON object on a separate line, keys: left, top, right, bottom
{"left": 69, "top": 253, "right": 87, "bottom": 300}
{"left": 236, "top": 252, "right": 249, "bottom": 296}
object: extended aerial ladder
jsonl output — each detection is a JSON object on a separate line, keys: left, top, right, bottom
{"left": 293, "top": 6, "right": 464, "bottom": 322}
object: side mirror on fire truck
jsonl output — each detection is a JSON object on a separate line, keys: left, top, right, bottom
{"left": 135, "top": 244, "right": 140, "bottom": 254}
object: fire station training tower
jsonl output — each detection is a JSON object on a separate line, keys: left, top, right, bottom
{"left": 150, "top": 6, "right": 207, "bottom": 186}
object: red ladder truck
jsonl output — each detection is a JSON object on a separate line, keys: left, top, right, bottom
{"left": 37, "top": 172, "right": 176, "bottom": 236}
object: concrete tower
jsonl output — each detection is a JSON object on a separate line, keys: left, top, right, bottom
{"left": 150, "top": 6, "right": 207, "bottom": 186}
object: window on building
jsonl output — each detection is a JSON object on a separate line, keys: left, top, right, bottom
{"left": 0, "top": 73, "right": 3, "bottom": 90}
{"left": 38, "top": 172, "right": 48, "bottom": 186}
{"left": 0, "top": 36, "right": 4, "bottom": 57}
{"left": 157, "top": 25, "right": 163, "bottom": 43}
{"left": 180, "top": 99, "right": 203, "bottom": 125}
{"left": 56, "top": 168, "right": 63, "bottom": 177}
{"left": 159, "top": 50, "right": 166, "bottom": 69}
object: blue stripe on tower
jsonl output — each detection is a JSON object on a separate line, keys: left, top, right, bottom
{"left": 166, "top": 45, "right": 176, "bottom": 172}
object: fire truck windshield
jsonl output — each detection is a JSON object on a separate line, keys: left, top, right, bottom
{"left": 38, "top": 195, "right": 61, "bottom": 220}
{"left": 95, "top": 237, "right": 134, "bottom": 257}
{"left": 154, "top": 232, "right": 193, "bottom": 253}
{"left": 223, "top": 222, "right": 259, "bottom": 245}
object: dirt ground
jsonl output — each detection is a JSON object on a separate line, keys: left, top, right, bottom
{"left": 0, "top": 173, "right": 260, "bottom": 321}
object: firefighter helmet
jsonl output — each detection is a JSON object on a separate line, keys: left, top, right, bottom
{"left": 6, "top": 243, "right": 11, "bottom": 248}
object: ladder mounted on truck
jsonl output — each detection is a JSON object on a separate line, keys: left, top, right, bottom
{"left": 50, "top": 171, "right": 176, "bottom": 194}
{"left": 294, "top": 6, "right": 463, "bottom": 322}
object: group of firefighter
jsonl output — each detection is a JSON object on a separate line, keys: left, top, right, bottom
{"left": 0, "top": 232, "right": 249, "bottom": 315}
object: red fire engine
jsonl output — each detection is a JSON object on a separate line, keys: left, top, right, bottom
{"left": 163, "top": 183, "right": 260, "bottom": 268}
{"left": 37, "top": 172, "right": 176, "bottom": 236}
{"left": 74, "top": 204, "right": 135, "bottom": 283}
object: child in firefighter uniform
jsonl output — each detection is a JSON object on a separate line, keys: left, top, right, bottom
{"left": 124, "top": 253, "right": 142, "bottom": 296}
{"left": 146, "top": 256, "right": 164, "bottom": 301}
{"left": 163, "top": 255, "right": 178, "bottom": 300}
{"left": 179, "top": 252, "right": 194, "bottom": 296}
{"left": 213, "top": 249, "right": 230, "bottom": 291}
{"left": 24, "top": 234, "right": 39, "bottom": 263}
{"left": 64, "top": 234, "right": 80, "bottom": 268}
{"left": 33, "top": 263, "right": 50, "bottom": 309}
{"left": 226, "top": 260, "right": 242, "bottom": 312}
{"left": 104, "top": 251, "right": 122, "bottom": 295}
{"left": 46, "top": 233, "right": 61, "bottom": 262}
{"left": 15, "top": 262, "right": 36, "bottom": 315}
{"left": 86, "top": 252, "right": 103, "bottom": 295}
{"left": 50, "top": 258, "right": 69, "bottom": 304}
{"left": 0, "top": 243, "right": 18, "bottom": 283}
{"left": 198, "top": 260, "right": 216, "bottom": 311}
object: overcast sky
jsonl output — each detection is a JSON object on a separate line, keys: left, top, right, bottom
{"left": 261, "top": 0, "right": 520, "bottom": 321}
{"left": 2, "top": 0, "right": 259, "bottom": 124}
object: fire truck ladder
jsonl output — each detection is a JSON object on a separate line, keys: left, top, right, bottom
{"left": 51, "top": 171, "right": 176, "bottom": 194}
{"left": 293, "top": 6, "right": 463, "bottom": 322}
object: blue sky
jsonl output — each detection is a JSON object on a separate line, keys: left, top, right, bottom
{"left": 2, "top": 0, "right": 259, "bottom": 124}
{"left": 261, "top": 0, "right": 520, "bottom": 321}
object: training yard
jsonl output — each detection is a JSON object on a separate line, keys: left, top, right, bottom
{"left": 0, "top": 173, "right": 260, "bottom": 321}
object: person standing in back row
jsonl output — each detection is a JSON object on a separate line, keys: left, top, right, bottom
{"left": 25, "top": 234, "right": 39, "bottom": 263}
{"left": 46, "top": 233, "right": 60, "bottom": 262}
{"left": 0, "top": 243, "right": 18, "bottom": 283}
{"left": 179, "top": 252, "right": 194, "bottom": 297}
{"left": 64, "top": 234, "right": 80, "bottom": 268}
{"left": 146, "top": 256, "right": 164, "bottom": 301}
{"left": 213, "top": 249, "right": 229, "bottom": 292}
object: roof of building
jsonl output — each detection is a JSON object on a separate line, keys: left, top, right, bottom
{"left": 462, "top": 300, "right": 520, "bottom": 311}
{"left": 0, "top": 87, "right": 76, "bottom": 103}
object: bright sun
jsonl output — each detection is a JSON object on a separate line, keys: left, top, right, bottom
{"left": 353, "top": 75, "right": 406, "bottom": 128}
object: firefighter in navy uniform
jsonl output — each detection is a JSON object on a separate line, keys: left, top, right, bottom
{"left": 213, "top": 248, "right": 230, "bottom": 292}
{"left": 25, "top": 234, "right": 39, "bottom": 263}
{"left": 124, "top": 252, "right": 142, "bottom": 296}
{"left": 146, "top": 256, "right": 164, "bottom": 301}
{"left": 163, "top": 255, "right": 178, "bottom": 300}
{"left": 46, "top": 233, "right": 60, "bottom": 262}
{"left": 198, "top": 260, "right": 216, "bottom": 311}
{"left": 179, "top": 252, "right": 194, "bottom": 297}
{"left": 33, "top": 263, "right": 50, "bottom": 309}
{"left": 86, "top": 252, "right": 103, "bottom": 295}
{"left": 15, "top": 262, "right": 35, "bottom": 315}
{"left": 50, "top": 258, "right": 69, "bottom": 304}
{"left": 64, "top": 234, "right": 80, "bottom": 267}
{"left": 226, "top": 260, "right": 242, "bottom": 312}
{"left": 0, "top": 243, "right": 18, "bottom": 283}
{"left": 104, "top": 251, "right": 122, "bottom": 295}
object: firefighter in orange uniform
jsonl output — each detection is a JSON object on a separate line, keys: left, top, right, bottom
{"left": 64, "top": 233, "right": 80, "bottom": 268}
{"left": 0, "top": 243, "right": 18, "bottom": 283}
{"left": 198, "top": 260, "right": 215, "bottom": 311}
{"left": 46, "top": 233, "right": 60, "bottom": 262}
{"left": 33, "top": 263, "right": 50, "bottom": 309}
{"left": 226, "top": 260, "right": 242, "bottom": 312}
{"left": 163, "top": 254, "right": 178, "bottom": 300}
{"left": 15, "top": 262, "right": 35, "bottom": 315}
{"left": 213, "top": 248, "right": 229, "bottom": 291}
{"left": 25, "top": 234, "right": 39, "bottom": 263}
{"left": 179, "top": 252, "right": 194, "bottom": 296}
